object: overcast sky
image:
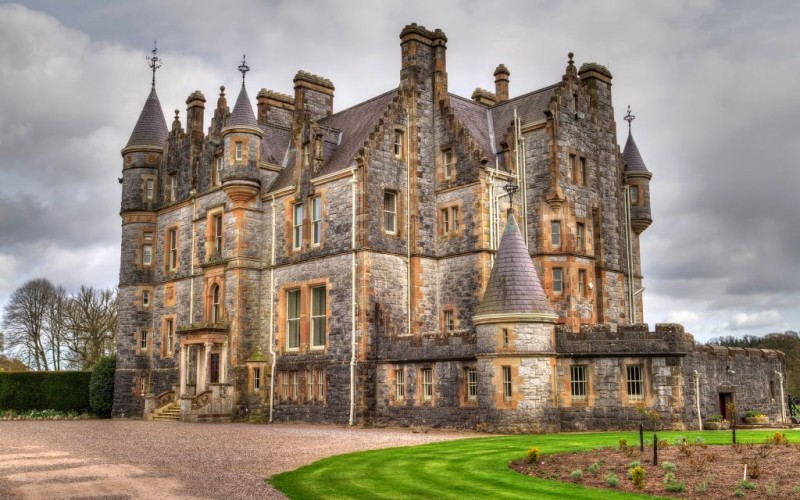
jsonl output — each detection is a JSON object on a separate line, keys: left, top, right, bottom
{"left": 0, "top": 0, "right": 798, "bottom": 342}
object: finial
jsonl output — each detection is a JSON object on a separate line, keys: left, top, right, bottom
{"left": 219, "top": 85, "right": 225, "bottom": 96}
{"left": 147, "top": 40, "right": 162, "bottom": 89}
{"left": 624, "top": 105, "right": 636, "bottom": 132}
{"left": 238, "top": 55, "right": 250, "bottom": 84}
{"left": 568, "top": 52, "right": 574, "bottom": 65}
{"left": 503, "top": 182, "right": 519, "bottom": 213}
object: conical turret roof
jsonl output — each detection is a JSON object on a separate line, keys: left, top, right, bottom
{"left": 475, "top": 213, "right": 556, "bottom": 321}
{"left": 125, "top": 88, "right": 168, "bottom": 150}
{"left": 227, "top": 83, "right": 259, "bottom": 129}
{"left": 623, "top": 132, "right": 650, "bottom": 174}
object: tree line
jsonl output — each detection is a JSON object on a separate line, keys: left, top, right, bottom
{"left": 1, "top": 278, "right": 117, "bottom": 371}
{"left": 708, "top": 331, "right": 800, "bottom": 394}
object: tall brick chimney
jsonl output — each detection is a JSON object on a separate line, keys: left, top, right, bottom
{"left": 185, "top": 90, "right": 206, "bottom": 148}
{"left": 494, "top": 64, "right": 510, "bottom": 103}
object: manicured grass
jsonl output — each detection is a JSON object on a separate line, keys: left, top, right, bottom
{"left": 269, "top": 429, "right": 799, "bottom": 499}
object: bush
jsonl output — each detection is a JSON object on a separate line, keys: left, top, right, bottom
{"left": 772, "top": 432, "right": 789, "bottom": 445}
{"left": 745, "top": 409, "right": 764, "bottom": 418}
{"left": 526, "top": 447, "right": 541, "bottom": 464}
{"left": 629, "top": 465, "right": 645, "bottom": 489}
{"left": 664, "top": 472, "right": 686, "bottom": 492}
{"left": 605, "top": 472, "right": 619, "bottom": 487}
{"left": 0, "top": 371, "right": 91, "bottom": 412}
{"left": 587, "top": 462, "right": 601, "bottom": 475}
{"left": 707, "top": 413, "right": 723, "bottom": 422}
{"left": 661, "top": 462, "right": 676, "bottom": 472}
{"left": 618, "top": 438, "right": 628, "bottom": 451}
{"left": 570, "top": 470, "right": 582, "bottom": 482}
{"left": 89, "top": 355, "right": 116, "bottom": 418}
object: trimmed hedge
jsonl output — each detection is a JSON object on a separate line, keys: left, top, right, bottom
{"left": 89, "top": 355, "right": 116, "bottom": 418}
{"left": 0, "top": 371, "right": 91, "bottom": 412}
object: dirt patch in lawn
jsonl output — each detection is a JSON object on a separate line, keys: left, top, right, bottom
{"left": 510, "top": 435, "right": 800, "bottom": 499}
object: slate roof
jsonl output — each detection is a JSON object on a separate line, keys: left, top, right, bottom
{"left": 622, "top": 132, "right": 650, "bottom": 173}
{"left": 475, "top": 213, "right": 555, "bottom": 318}
{"left": 260, "top": 124, "right": 291, "bottom": 166}
{"left": 227, "top": 84, "right": 259, "bottom": 129}
{"left": 490, "top": 84, "right": 558, "bottom": 149}
{"left": 125, "top": 88, "right": 168, "bottom": 149}
{"left": 449, "top": 94, "right": 494, "bottom": 160}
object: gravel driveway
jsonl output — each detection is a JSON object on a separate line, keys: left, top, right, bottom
{"left": 0, "top": 421, "right": 478, "bottom": 499}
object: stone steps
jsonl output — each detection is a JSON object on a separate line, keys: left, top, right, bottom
{"left": 152, "top": 403, "right": 181, "bottom": 422}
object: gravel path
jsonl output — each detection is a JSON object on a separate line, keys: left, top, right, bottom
{"left": 0, "top": 421, "right": 479, "bottom": 499}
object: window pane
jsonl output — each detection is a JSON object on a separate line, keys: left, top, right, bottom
{"left": 630, "top": 186, "right": 639, "bottom": 205}
{"left": 570, "top": 365, "right": 587, "bottom": 400}
{"left": 627, "top": 365, "right": 643, "bottom": 400}
{"left": 503, "top": 366, "right": 512, "bottom": 401}
{"left": 312, "top": 197, "right": 322, "bottom": 245}
{"left": 293, "top": 204, "right": 303, "bottom": 249}
{"left": 551, "top": 221, "right": 561, "bottom": 247}
{"left": 311, "top": 286, "right": 326, "bottom": 348}
{"left": 287, "top": 290, "right": 300, "bottom": 349}
{"left": 384, "top": 192, "right": 396, "bottom": 233}
{"left": 452, "top": 207, "right": 459, "bottom": 232}
{"left": 553, "top": 268, "right": 563, "bottom": 293}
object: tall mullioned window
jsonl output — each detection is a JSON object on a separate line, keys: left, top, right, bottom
{"left": 168, "top": 228, "right": 178, "bottom": 271}
{"left": 286, "top": 289, "right": 301, "bottom": 350}
{"left": 395, "top": 369, "right": 405, "bottom": 399}
{"left": 627, "top": 365, "right": 644, "bottom": 401}
{"left": 421, "top": 368, "right": 433, "bottom": 402}
{"left": 570, "top": 365, "right": 587, "bottom": 400}
{"left": 466, "top": 367, "right": 477, "bottom": 402}
{"left": 502, "top": 366, "right": 512, "bottom": 402}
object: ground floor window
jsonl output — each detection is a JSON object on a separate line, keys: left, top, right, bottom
{"left": 570, "top": 365, "right": 587, "bottom": 400}
{"left": 253, "top": 367, "right": 261, "bottom": 391}
{"left": 466, "top": 367, "right": 477, "bottom": 402}
{"left": 395, "top": 368, "right": 405, "bottom": 400}
{"left": 316, "top": 369, "right": 325, "bottom": 402}
{"left": 626, "top": 365, "right": 644, "bottom": 401}
{"left": 421, "top": 368, "right": 433, "bottom": 402}
{"left": 502, "top": 366, "right": 512, "bottom": 402}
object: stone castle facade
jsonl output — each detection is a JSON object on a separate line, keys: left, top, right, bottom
{"left": 113, "top": 24, "right": 787, "bottom": 431}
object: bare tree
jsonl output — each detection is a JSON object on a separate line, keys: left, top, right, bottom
{"left": 44, "top": 286, "right": 68, "bottom": 370}
{"left": 63, "top": 286, "right": 117, "bottom": 370}
{"left": 1, "top": 278, "right": 58, "bottom": 370}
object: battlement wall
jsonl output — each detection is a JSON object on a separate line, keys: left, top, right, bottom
{"left": 556, "top": 323, "right": 694, "bottom": 355}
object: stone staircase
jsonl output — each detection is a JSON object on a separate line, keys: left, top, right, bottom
{"left": 151, "top": 402, "right": 181, "bottom": 422}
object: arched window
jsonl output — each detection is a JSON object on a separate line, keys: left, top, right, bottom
{"left": 211, "top": 284, "right": 221, "bottom": 323}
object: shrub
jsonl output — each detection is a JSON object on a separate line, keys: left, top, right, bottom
{"left": 663, "top": 472, "right": 686, "bottom": 493}
{"left": 570, "top": 470, "right": 582, "bottom": 482}
{"left": 739, "top": 479, "right": 756, "bottom": 490}
{"left": 526, "top": 447, "right": 541, "bottom": 464}
{"left": 627, "top": 460, "right": 641, "bottom": 470}
{"left": 772, "top": 432, "right": 789, "bottom": 445}
{"left": 587, "top": 462, "right": 601, "bottom": 475}
{"left": 695, "top": 474, "right": 714, "bottom": 493}
{"left": 661, "top": 462, "right": 676, "bottom": 472}
{"left": 658, "top": 438, "right": 670, "bottom": 449}
{"left": 605, "top": 472, "right": 619, "bottom": 487}
{"left": 733, "top": 488, "right": 745, "bottom": 497}
{"left": 618, "top": 438, "right": 628, "bottom": 451}
{"left": 0, "top": 371, "right": 91, "bottom": 412}
{"left": 745, "top": 409, "right": 764, "bottom": 418}
{"left": 89, "top": 355, "right": 116, "bottom": 418}
{"left": 765, "top": 481, "right": 777, "bottom": 497}
{"left": 629, "top": 465, "right": 645, "bottom": 489}
{"left": 706, "top": 413, "right": 723, "bottom": 422}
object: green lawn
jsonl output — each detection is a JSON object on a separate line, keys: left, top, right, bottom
{"left": 269, "top": 429, "right": 798, "bottom": 499}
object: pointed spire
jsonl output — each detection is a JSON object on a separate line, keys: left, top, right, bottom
{"left": 125, "top": 87, "right": 168, "bottom": 150}
{"left": 622, "top": 106, "right": 650, "bottom": 174}
{"left": 226, "top": 56, "right": 259, "bottom": 130}
{"left": 475, "top": 212, "right": 556, "bottom": 321}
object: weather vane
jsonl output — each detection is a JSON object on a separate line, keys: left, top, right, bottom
{"left": 503, "top": 182, "right": 519, "bottom": 213}
{"left": 238, "top": 54, "right": 250, "bottom": 84}
{"left": 147, "top": 40, "right": 162, "bottom": 89}
{"left": 624, "top": 105, "right": 635, "bottom": 132}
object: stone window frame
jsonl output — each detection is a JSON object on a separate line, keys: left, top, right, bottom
{"left": 292, "top": 202, "right": 304, "bottom": 251}
{"left": 625, "top": 364, "right": 646, "bottom": 403}
{"left": 384, "top": 190, "right": 398, "bottom": 234}
{"left": 629, "top": 183, "right": 640, "bottom": 206}
{"left": 463, "top": 366, "right": 478, "bottom": 405}
{"left": 315, "top": 368, "right": 326, "bottom": 404}
{"left": 278, "top": 279, "right": 331, "bottom": 354}
{"left": 575, "top": 222, "right": 585, "bottom": 253}
{"left": 420, "top": 366, "right": 434, "bottom": 404}
{"left": 550, "top": 220, "right": 562, "bottom": 249}
{"left": 438, "top": 201, "right": 463, "bottom": 239}
{"left": 160, "top": 315, "right": 177, "bottom": 359}
{"left": 440, "top": 306, "right": 457, "bottom": 333}
{"left": 393, "top": 366, "right": 406, "bottom": 402}
{"left": 310, "top": 195, "right": 323, "bottom": 247}
{"left": 440, "top": 147, "right": 456, "bottom": 182}
{"left": 142, "top": 175, "right": 156, "bottom": 203}
{"left": 212, "top": 155, "right": 223, "bottom": 187}
{"left": 502, "top": 365, "right": 513, "bottom": 403}
{"left": 164, "top": 225, "right": 180, "bottom": 273}
{"left": 577, "top": 269, "right": 587, "bottom": 297}
{"left": 552, "top": 267, "right": 564, "bottom": 294}
{"left": 167, "top": 173, "right": 177, "bottom": 203}
{"left": 570, "top": 365, "right": 588, "bottom": 401}
{"left": 393, "top": 128, "right": 405, "bottom": 160}
{"left": 205, "top": 206, "right": 225, "bottom": 262}
{"left": 137, "top": 330, "right": 150, "bottom": 355}
{"left": 209, "top": 282, "right": 223, "bottom": 323}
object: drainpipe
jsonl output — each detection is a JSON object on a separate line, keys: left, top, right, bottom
{"left": 189, "top": 189, "right": 197, "bottom": 321}
{"left": 623, "top": 185, "right": 635, "bottom": 323}
{"left": 776, "top": 370, "right": 786, "bottom": 424}
{"left": 694, "top": 370, "right": 702, "bottom": 430}
{"left": 405, "top": 107, "right": 412, "bottom": 337}
{"left": 513, "top": 108, "right": 528, "bottom": 247}
{"left": 349, "top": 168, "right": 358, "bottom": 425}
{"left": 268, "top": 196, "right": 277, "bottom": 422}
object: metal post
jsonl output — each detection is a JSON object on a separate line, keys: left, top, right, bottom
{"left": 732, "top": 419, "right": 736, "bottom": 444}
{"left": 653, "top": 433, "right": 658, "bottom": 466}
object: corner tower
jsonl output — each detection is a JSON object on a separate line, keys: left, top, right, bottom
{"left": 113, "top": 44, "right": 168, "bottom": 417}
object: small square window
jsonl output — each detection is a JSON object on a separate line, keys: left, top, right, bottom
{"left": 553, "top": 268, "right": 564, "bottom": 294}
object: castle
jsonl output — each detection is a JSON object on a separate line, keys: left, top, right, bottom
{"left": 113, "top": 24, "right": 787, "bottom": 431}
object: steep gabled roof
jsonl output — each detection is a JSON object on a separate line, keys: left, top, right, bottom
{"left": 227, "top": 84, "right": 259, "bottom": 129}
{"left": 125, "top": 88, "right": 168, "bottom": 150}
{"left": 449, "top": 94, "right": 495, "bottom": 160}
{"left": 490, "top": 83, "right": 559, "bottom": 149}
{"left": 623, "top": 132, "right": 650, "bottom": 174}
{"left": 475, "top": 213, "right": 556, "bottom": 321}
{"left": 259, "top": 124, "right": 292, "bottom": 166}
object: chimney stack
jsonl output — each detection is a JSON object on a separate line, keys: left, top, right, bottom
{"left": 293, "top": 71, "right": 335, "bottom": 122}
{"left": 494, "top": 64, "right": 510, "bottom": 103}
{"left": 185, "top": 90, "right": 206, "bottom": 146}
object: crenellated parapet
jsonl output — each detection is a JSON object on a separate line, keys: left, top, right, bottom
{"left": 557, "top": 323, "right": 695, "bottom": 355}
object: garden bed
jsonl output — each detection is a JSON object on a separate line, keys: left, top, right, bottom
{"left": 511, "top": 433, "right": 800, "bottom": 499}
